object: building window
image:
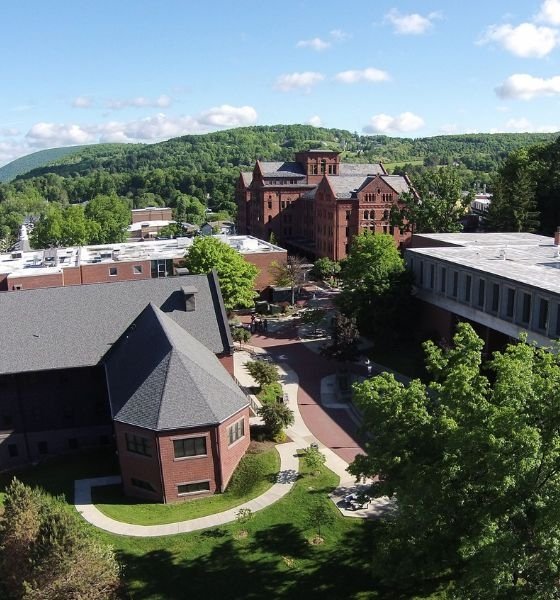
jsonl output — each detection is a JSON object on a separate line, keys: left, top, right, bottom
{"left": 177, "top": 481, "right": 211, "bottom": 495}
{"left": 345, "top": 226, "right": 349, "bottom": 237}
{"left": 228, "top": 419, "right": 245, "bottom": 446}
{"left": 440, "top": 267, "right": 446, "bottom": 293}
{"left": 173, "top": 436, "right": 207, "bottom": 459}
{"left": 13, "top": 284, "right": 22, "bottom": 291}
{"left": 506, "top": 288, "right": 515, "bottom": 318}
{"left": 268, "top": 200, "right": 272, "bottom": 209}
{"left": 133, "top": 265, "right": 143, "bottom": 274}
{"left": 452, "top": 272, "right": 458, "bottom": 297}
{"left": 463, "top": 275, "right": 472, "bottom": 302}
{"left": 521, "top": 293, "right": 531, "bottom": 324}
{"left": 429, "top": 264, "right": 435, "bottom": 289}
{"left": 38, "top": 441, "right": 48, "bottom": 455}
{"left": 345, "top": 210, "right": 350, "bottom": 221}
{"left": 491, "top": 283, "right": 500, "bottom": 312}
{"left": 477, "top": 279, "right": 485, "bottom": 308}
{"left": 8, "top": 444, "right": 18, "bottom": 458}
{"left": 131, "top": 478, "right": 156, "bottom": 492}
{"left": 268, "top": 215, "right": 272, "bottom": 223}
{"left": 125, "top": 433, "right": 152, "bottom": 457}
{"left": 109, "top": 267, "right": 118, "bottom": 276}
{"left": 538, "top": 299, "right": 549, "bottom": 331}
{"left": 419, "top": 261, "right": 424, "bottom": 286}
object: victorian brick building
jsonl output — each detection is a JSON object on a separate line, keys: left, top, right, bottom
{"left": 236, "top": 149, "right": 416, "bottom": 261}
{"left": 0, "top": 273, "right": 250, "bottom": 503}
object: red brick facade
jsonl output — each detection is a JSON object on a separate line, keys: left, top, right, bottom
{"left": 237, "top": 150, "right": 414, "bottom": 261}
{"left": 115, "top": 407, "right": 250, "bottom": 503}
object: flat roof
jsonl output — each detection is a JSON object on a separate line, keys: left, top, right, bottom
{"left": 0, "top": 235, "right": 285, "bottom": 278}
{"left": 408, "top": 232, "right": 560, "bottom": 295}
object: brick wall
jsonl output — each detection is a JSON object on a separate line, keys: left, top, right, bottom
{"left": 0, "top": 273, "right": 8, "bottom": 291}
{"left": 157, "top": 426, "right": 219, "bottom": 502}
{"left": 7, "top": 271, "right": 64, "bottom": 291}
{"left": 63, "top": 266, "right": 82, "bottom": 285}
{"left": 217, "top": 407, "right": 251, "bottom": 490}
{"left": 115, "top": 423, "right": 164, "bottom": 501}
{"left": 80, "top": 260, "right": 152, "bottom": 284}
{"left": 242, "top": 250, "right": 287, "bottom": 291}
{"left": 131, "top": 208, "right": 173, "bottom": 223}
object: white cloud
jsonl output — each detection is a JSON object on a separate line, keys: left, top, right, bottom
{"left": 334, "top": 67, "right": 390, "bottom": 84}
{"left": 23, "top": 104, "right": 258, "bottom": 150}
{"left": 504, "top": 117, "right": 558, "bottom": 132}
{"left": 296, "top": 37, "right": 330, "bottom": 51}
{"left": 197, "top": 104, "right": 258, "bottom": 127}
{"left": 72, "top": 96, "right": 93, "bottom": 108}
{"left": 330, "top": 29, "right": 350, "bottom": 41}
{"left": 106, "top": 94, "right": 172, "bottom": 110}
{"left": 274, "top": 71, "right": 324, "bottom": 92}
{"left": 307, "top": 115, "right": 322, "bottom": 127}
{"left": 537, "top": 0, "right": 560, "bottom": 25}
{"left": 0, "top": 127, "right": 20, "bottom": 137}
{"left": 479, "top": 22, "right": 558, "bottom": 58}
{"left": 384, "top": 9, "right": 441, "bottom": 35}
{"left": 496, "top": 73, "right": 560, "bottom": 99}
{"left": 364, "top": 112, "right": 425, "bottom": 134}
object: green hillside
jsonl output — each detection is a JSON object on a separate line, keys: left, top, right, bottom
{"left": 0, "top": 146, "right": 89, "bottom": 182}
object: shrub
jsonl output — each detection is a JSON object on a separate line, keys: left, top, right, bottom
{"left": 258, "top": 382, "right": 283, "bottom": 405}
{"left": 257, "top": 403, "right": 294, "bottom": 438}
{"left": 303, "top": 446, "right": 326, "bottom": 475}
{"left": 244, "top": 360, "right": 280, "bottom": 387}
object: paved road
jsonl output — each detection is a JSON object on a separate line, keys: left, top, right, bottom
{"left": 244, "top": 317, "right": 366, "bottom": 464}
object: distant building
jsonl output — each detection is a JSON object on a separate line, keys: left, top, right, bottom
{"left": 406, "top": 232, "right": 560, "bottom": 351}
{"left": 129, "top": 207, "right": 176, "bottom": 240}
{"left": 237, "top": 149, "right": 416, "bottom": 260}
{"left": 0, "top": 235, "right": 286, "bottom": 293}
{"left": 0, "top": 273, "right": 250, "bottom": 503}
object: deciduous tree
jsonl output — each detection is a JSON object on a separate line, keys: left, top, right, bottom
{"left": 350, "top": 323, "right": 560, "bottom": 598}
{"left": 244, "top": 359, "right": 279, "bottom": 387}
{"left": 269, "top": 255, "right": 308, "bottom": 305}
{"left": 257, "top": 402, "right": 294, "bottom": 438}
{"left": 184, "top": 236, "right": 258, "bottom": 309}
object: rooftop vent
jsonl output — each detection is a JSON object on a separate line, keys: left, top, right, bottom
{"left": 181, "top": 285, "right": 198, "bottom": 312}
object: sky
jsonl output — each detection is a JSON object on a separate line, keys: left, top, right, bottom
{"left": 2, "top": 0, "right": 560, "bottom": 166}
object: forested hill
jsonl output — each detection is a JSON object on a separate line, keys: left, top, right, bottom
{"left": 0, "top": 146, "right": 87, "bottom": 182}
{"left": 0, "top": 125, "right": 558, "bottom": 250}
{"left": 12, "top": 125, "right": 560, "bottom": 181}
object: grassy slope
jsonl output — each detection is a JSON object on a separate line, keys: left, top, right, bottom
{"left": 93, "top": 447, "right": 280, "bottom": 525}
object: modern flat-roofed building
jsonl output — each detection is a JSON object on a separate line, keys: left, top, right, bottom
{"left": 406, "top": 232, "right": 560, "bottom": 350}
{"left": 0, "top": 235, "right": 286, "bottom": 293}
{"left": 236, "top": 149, "right": 416, "bottom": 261}
{"left": 0, "top": 273, "right": 251, "bottom": 503}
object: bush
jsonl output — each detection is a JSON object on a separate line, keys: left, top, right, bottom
{"left": 258, "top": 382, "right": 283, "bottom": 405}
{"left": 227, "top": 454, "right": 267, "bottom": 497}
{"left": 244, "top": 360, "right": 280, "bottom": 387}
{"left": 257, "top": 402, "right": 295, "bottom": 437}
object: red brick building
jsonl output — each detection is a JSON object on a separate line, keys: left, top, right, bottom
{"left": 0, "top": 274, "right": 250, "bottom": 503}
{"left": 237, "top": 149, "right": 416, "bottom": 260}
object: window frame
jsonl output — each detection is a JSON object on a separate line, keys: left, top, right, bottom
{"left": 177, "top": 480, "right": 211, "bottom": 496}
{"left": 228, "top": 418, "right": 245, "bottom": 447}
{"left": 125, "top": 433, "right": 152, "bottom": 457}
{"left": 173, "top": 435, "right": 208, "bottom": 460}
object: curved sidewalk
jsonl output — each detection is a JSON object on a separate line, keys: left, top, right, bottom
{"left": 74, "top": 441, "right": 298, "bottom": 537}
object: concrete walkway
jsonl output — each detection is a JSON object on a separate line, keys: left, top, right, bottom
{"left": 75, "top": 442, "right": 298, "bottom": 537}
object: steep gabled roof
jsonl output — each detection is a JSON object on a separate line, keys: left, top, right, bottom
{"left": 0, "top": 273, "right": 232, "bottom": 375}
{"left": 258, "top": 161, "right": 306, "bottom": 177}
{"left": 106, "top": 304, "right": 248, "bottom": 431}
{"left": 380, "top": 174, "right": 411, "bottom": 194}
{"left": 339, "top": 163, "right": 386, "bottom": 177}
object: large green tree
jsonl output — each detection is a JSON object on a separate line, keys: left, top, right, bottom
{"left": 397, "top": 166, "right": 472, "bottom": 233}
{"left": 350, "top": 323, "right": 560, "bottom": 598}
{"left": 84, "top": 194, "right": 130, "bottom": 244}
{"left": 338, "top": 232, "right": 411, "bottom": 342}
{"left": 486, "top": 147, "right": 540, "bottom": 232}
{"left": 184, "top": 236, "right": 258, "bottom": 309}
{"left": 0, "top": 479, "right": 120, "bottom": 599}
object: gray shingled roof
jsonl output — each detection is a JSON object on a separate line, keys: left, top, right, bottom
{"left": 259, "top": 162, "right": 306, "bottom": 177}
{"left": 330, "top": 176, "right": 373, "bottom": 199}
{"left": 339, "top": 163, "right": 385, "bottom": 177}
{"left": 106, "top": 304, "right": 248, "bottom": 430}
{"left": 0, "top": 274, "right": 231, "bottom": 375}
{"left": 380, "top": 175, "right": 410, "bottom": 194}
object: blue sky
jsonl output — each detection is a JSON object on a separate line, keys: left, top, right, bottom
{"left": 2, "top": 0, "right": 560, "bottom": 165}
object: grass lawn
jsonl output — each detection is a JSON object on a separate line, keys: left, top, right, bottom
{"left": 92, "top": 443, "right": 280, "bottom": 525}
{"left": 0, "top": 448, "right": 449, "bottom": 599}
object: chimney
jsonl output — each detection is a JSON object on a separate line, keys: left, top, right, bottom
{"left": 181, "top": 286, "right": 198, "bottom": 312}
{"left": 555, "top": 227, "right": 560, "bottom": 246}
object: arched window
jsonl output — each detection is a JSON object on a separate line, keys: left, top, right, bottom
{"left": 383, "top": 210, "right": 389, "bottom": 221}
{"left": 370, "top": 210, "right": 375, "bottom": 220}
{"left": 364, "top": 210, "right": 369, "bottom": 220}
